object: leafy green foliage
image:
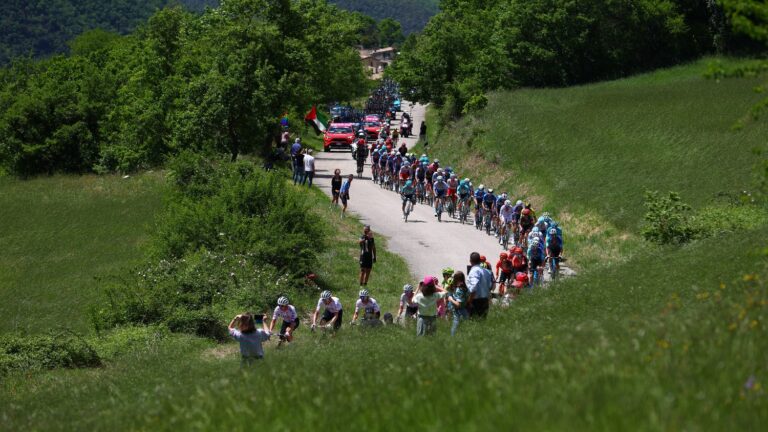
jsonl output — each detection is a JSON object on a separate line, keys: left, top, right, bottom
{"left": 0, "top": 0, "right": 368, "bottom": 176}
{"left": 642, "top": 191, "right": 695, "bottom": 244}
{"left": 0, "top": 332, "right": 100, "bottom": 375}
{"left": 389, "top": 0, "right": 754, "bottom": 115}
{"left": 93, "top": 155, "right": 324, "bottom": 339}
{"left": 0, "top": 0, "right": 218, "bottom": 65}
{"left": 330, "top": 0, "right": 439, "bottom": 35}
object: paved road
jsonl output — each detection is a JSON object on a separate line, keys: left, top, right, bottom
{"left": 313, "top": 101, "right": 507, "bottom": 281}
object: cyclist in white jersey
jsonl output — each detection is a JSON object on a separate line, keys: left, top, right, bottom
{"left": 312, "top": 290, "right": 343, "bottom": 331}
{"left": 269, "top": 296, "right": 300, "bottom": 342}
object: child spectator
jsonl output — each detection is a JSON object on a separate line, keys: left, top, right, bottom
{"left": 228, "top": 312, "right": 271, "bottom": 367}
{"left": 413, "top": 276, "right": 449, "bottom": 336}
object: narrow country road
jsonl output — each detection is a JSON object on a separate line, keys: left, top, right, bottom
{"left": 313, "top": 101, "right": 507, "bottom": 281}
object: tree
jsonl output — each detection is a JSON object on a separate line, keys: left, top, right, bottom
{"left": 378, "top": 18, "right": 405, "bottom": 46}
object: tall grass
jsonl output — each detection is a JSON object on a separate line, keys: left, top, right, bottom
{"left": 0, "top": 173, "right": 165, "bottom": 333}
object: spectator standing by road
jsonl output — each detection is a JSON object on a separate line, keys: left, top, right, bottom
{"left": 291, "top": 139, "right": 303, "bottom": 184}
{"left": 301, "top": 149, "right": 315, "bottom": 186}
{"left": 467, "top": 252, "right": 494, "bottom": 318}
{"left": 359, "top": 225, "right": 376, "bottom": 287}
{"left": 281, "top": 130, "right": 290, "bottom": 148}
{"left": 331, "top": 169, "right": 342, "bottom": 206}
{"left": 340, "top": 174, "right": 353, "bottom": 217}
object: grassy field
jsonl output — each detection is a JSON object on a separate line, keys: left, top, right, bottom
{"left": 415, "top": 57, "right": 768, "bottom": 269}
{"left": 2, "top": 227, "right": 766, "bottom": 430}
{"left": 0, "top": 173, "right": 166, "bottom": 333}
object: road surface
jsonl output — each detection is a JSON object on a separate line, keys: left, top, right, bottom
{"left": 313, "top": 101, "right": 511, "bottom": 281}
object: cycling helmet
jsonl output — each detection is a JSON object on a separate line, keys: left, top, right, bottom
{"left": 488, "top": 188, "right": 494, "bottom": 193}
{"left": 357, "top": 131, "right": 365, "bottom": 137}
{"left": 480, "top": 255, "right": 487, "bottom": 262}
{"left": 359, "top": 289, "right": 369, "bottom": 298}
{"left": 514, "top": 246, "right": 523, "bottom": 254}
{"left": 543, "top": 212, "right": 550, "bottom": 218}
{"left": 531, "top": 238, "right": 540, "bottom": 246}
{"left": 516, "top": 200, "right": 523, "bottom": 206}
{"left": 451, "top": 173, "right": 457, "bottom": 178}
{"left": 277, "top": 296, "right": 289, "bottom": 306}
{"left": 500, "top": 252, "right": 508, "bottom": 259}
{"left": 442, "top": 267, "right": 454, "bottom": 275}
{"left": 403, "top": 284, "right": 414, "bottom": 293}
{"left": 437, "top": 176, "right": 444, "bottom": 181}
{"left": 421, "top": 154, "right": 427, "bottom": 158}
{"left": 502, "top": 193, "right": 508, "bottom": 199}
{"left": 434, "top": 159, "right": 439, "bottom": 163}
{"left": 549, "top": 228, "right": 557, "bottom": 235}
{"left": 320, "top": 290, "right": 332, "bottom": 300}
{"left": 505, "top": 200, "right": 512, "bottom": 206}
{"left": 522, "top": 208, "right": 531, "bottom": 216}
{"left": 479, "top": 184, "right": 485, "bottom": 190}
{"left": 464, "top": 178, "right": 470, "bottom": 183}
{"left": 531, "top": 227, "right": 539, "bottom": 233}
{"left": 405, "top": 180, "right": 413, "bottom": 188}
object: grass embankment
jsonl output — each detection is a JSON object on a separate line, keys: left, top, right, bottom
{"left": 3, "top": 228, "right": 766, "bottom": 430}
{"left": 417, "top": 57, "right": 768, "bottom": 269}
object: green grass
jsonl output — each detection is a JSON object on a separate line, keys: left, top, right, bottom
{"left": 0, "top": 173, "right": 165, "bottom": 333}
{"left": 417, "top": 57, "right": 768, "bottom": 267}
{"left": 2, "top": 228, "right": 766, "bottom": 430}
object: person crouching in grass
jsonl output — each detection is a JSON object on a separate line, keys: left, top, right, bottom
{"left": 228, "top": 312, "right": 271, "bottom": 367}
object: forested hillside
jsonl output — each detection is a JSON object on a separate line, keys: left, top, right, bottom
{"left": 330, "top": 0, "right": 438, "bottom": 34}
{"left": 0, "top": 0, "right": 217, "bottom": 65}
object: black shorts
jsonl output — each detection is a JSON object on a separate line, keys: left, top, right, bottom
{"left": 548, "top": 246, "right": 562, "bottom": 257}
{"left": 470, "top": 298, "right": 489, "bottom": 318}
{"left": 360, "top": 253, "right": 373, "bottom": 269}
{"left": 332, "top": 190, "right": 340, "bottom": 198}
{"left": 280, "top": 318, "right": 300, "bottom": 334}
{"left": 499, "top": 271, "right": 512, "bottom": 283}
{"left": 405, "top": 305, "right": 418, "bottom": 317}
{"left": 530, "top": 257, "right": 544, "bottom": 269}
{"left": 341, "top": 193, "right": 349, "bottom": 205}
{"left": 322, "top": 309, "right": 343, "bottom": 329}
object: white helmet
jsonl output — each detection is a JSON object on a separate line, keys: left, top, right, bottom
{"left": 516, "top": 200, "right": 523, "bottom": 206}
{"left": 502, "top": 193, "right": 508, "bottom": 199}
{"left": 277, "top": 296, "right": 289, "bottom": 306}
{"left": 434, "top": 159, "right": 440, "bottom": 163}
{"left": 549, "top": 228, "right": 557, "bottom": 235}
{"left": 437, "top": 176, "right": 444, "bottom": 181}
{"left": 531, "top": 238, "right": 540, "bottom": 246}
{"left": 320, "top": 290, "right": 332, "bottom": 300}
{"left": 505, "top": 200, "right": 511, "bottom": 206}
{"left": 488, "top": 188, "right": 494, "bottom": 193}
{"left": 359, "top": 289, "right": 369, "bottom": 298}
{"left": 531, "top": 227, "right": 539, "bottom": 233}
{"left": 451, "top": 173, "right": 457, "bottom": 178}
{"left": 463, "top": 178, "right": 470, "bottom": 183}
{"left": 403, "top": 284, "right": 414, "bottom": 293}
{"left": 479, "top": 184, "right": 485, "bottom": 190}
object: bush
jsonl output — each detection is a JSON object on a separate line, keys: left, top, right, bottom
{"left": 0, "top": 333, "right": 101, "bottom": 375}
{"left": 89, "top": 325, "right": 169, "bottom": 361}
{"left": 642, "top": 190, "right": 695, "bottom": 244}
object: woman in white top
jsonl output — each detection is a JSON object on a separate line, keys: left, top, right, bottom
{"left": 269, "top": 296, "right": 300, "bottom": 342}
{"left": 312, "top": 290, "right": 343, "bottom": 330}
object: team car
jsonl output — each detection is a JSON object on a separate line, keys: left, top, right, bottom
{"left": 323, "top": 123, "right": 356, "bottom": 152}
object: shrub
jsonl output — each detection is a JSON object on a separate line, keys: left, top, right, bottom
{"left": 0, "top": 333, "right": 101, "bottom": 375}
{"left": 642, "top": 190, "right": 695, "bottom": 244}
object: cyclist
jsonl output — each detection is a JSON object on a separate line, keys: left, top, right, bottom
{"left": 397, "top": 284, "right": 418, "bottom": 321}
{"left": 457, "top": 178, "right": 472, "bottom": 218}
{"left": 371, "top": 145, "right": 381, "bottom": 180}
{"left": 428, "top": 159, "right": 440, "bottom": 174}
{"left": 419, "top": 154, "right": 429, "bottom": 165}
{"left": 311, "top": 290, "right": 343, "bottom": 331}
{"left": 356, "top": 140, "right": 368, "bottom": 175}
{"left": 546, "top": 227, "right": 563, "bottom": 274}
{"left": 528, "top": 226, "right": 544, "bottom": 247}
{"left": 482, "top": 188, "right": 497, "bottom": 230}
{"left": 495, "top": 252, "right": 514, "bottom": 297}
{"left": 352, "top": 289, "right": 382, "bottom": 325}
{"left": 498, "top": 199, "right": 516, "bottom": 245}
{"left": 527, "top": 238, "right": 546, "bottom": 286}
{"left": 447, "top": 174, "right": 459, "bottom": 210}
{"left": 510, "top": 246, "right": 528, "bottom": 276}
{"left": 473, "top": 184, "right": 486, "bottom": 226}
{"left": 399, "top": 158, "right": 412, "bottom": 188}
{"left": 433, "top": 175, "right": 449, "bottom": 216}
{"left": 519, "top": 207, "right": 535, "bottom": 246}
{"left": 414, "top": 163, "right": 426, "bottom": 200}
{"left": 269, "top": 296, "right": 300, "bottom": 342}
{"left": 400, "top": 179, "right": 416, "bottom": 218}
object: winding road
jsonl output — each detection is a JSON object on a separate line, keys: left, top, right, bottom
{"left": 313, "top": 102, "right": 514, "bottom": 281}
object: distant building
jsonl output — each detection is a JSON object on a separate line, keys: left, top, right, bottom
{"left": 359, "top": 47, "right": 397, "bottom": 78}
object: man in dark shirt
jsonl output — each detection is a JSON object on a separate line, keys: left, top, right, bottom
{"left": 358, "top": 225, "right": 377, "bottom": 287}
{"left": 291, "top": 139, "right": 302, "bottom": 183}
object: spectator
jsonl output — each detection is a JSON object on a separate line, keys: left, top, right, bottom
{"left": 413, "top": 276, "right": 448, "bottom": 336}
{"left": 293, "top": 149, "right": 305, "bottom": 186}
{"left": 339, "top": 174, "right": 353, "bottom": 217}
{"left": 228, "top": 312, "right": 271, "bottom": 367}
{"left": 448, "top": 272, "right": 470, "bottom": 335}
{"left": 358, "top": 225, "right": 376, "bottom": 287}
{"left": 467, "top": 252, "right": 494, "bottom": 318}
{"left": 281, "top": 130, "right": 290, "bottom": 148}
{"left": 331, "top": 169, "right": 342, "bottom": 206}
{"left": 301, "top": 149, "right": 315, "bottom": 186}
{"left": 291, "top": 139, "right": 303, "bottom": 184}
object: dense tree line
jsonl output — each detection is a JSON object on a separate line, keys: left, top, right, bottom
{"left": 0, "top": 0, "right": 220, "bottom": 65}
{"left": 330, "top": 0, "right": 439, "bottom": 35}
{"left": 0, "top": 0, "right": 368, "bottom": 176}
{"left": 389, "top": 0, "right": 766, "bottom": 118}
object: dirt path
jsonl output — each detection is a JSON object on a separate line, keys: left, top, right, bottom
{"left": 313, "top": 101, "right": 512, "bottom": 281}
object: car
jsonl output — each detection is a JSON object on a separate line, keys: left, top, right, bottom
{"left": 323, "top": 123, "right": 356, "bottom": 152}
{"left": 363, "top": 115, "right": 382, "bottom": 140}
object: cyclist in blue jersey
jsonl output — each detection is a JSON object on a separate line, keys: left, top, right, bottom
{"left": 473, "top": 184, "right": 486, "bottom": 221}
{"left": 433, "top": 175, "right": 449, "bottom": 216}
{"left": 546, "top": 227, "right": 563, "bottom": 274}
{"left": 527, "top": 238, "right": 546, "bottom": 285}
{"left": 401, "top": 179, "right": 415, "bottom": 217}
{"left": 482, "top": 188, "right": 497, "bottom": 213}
